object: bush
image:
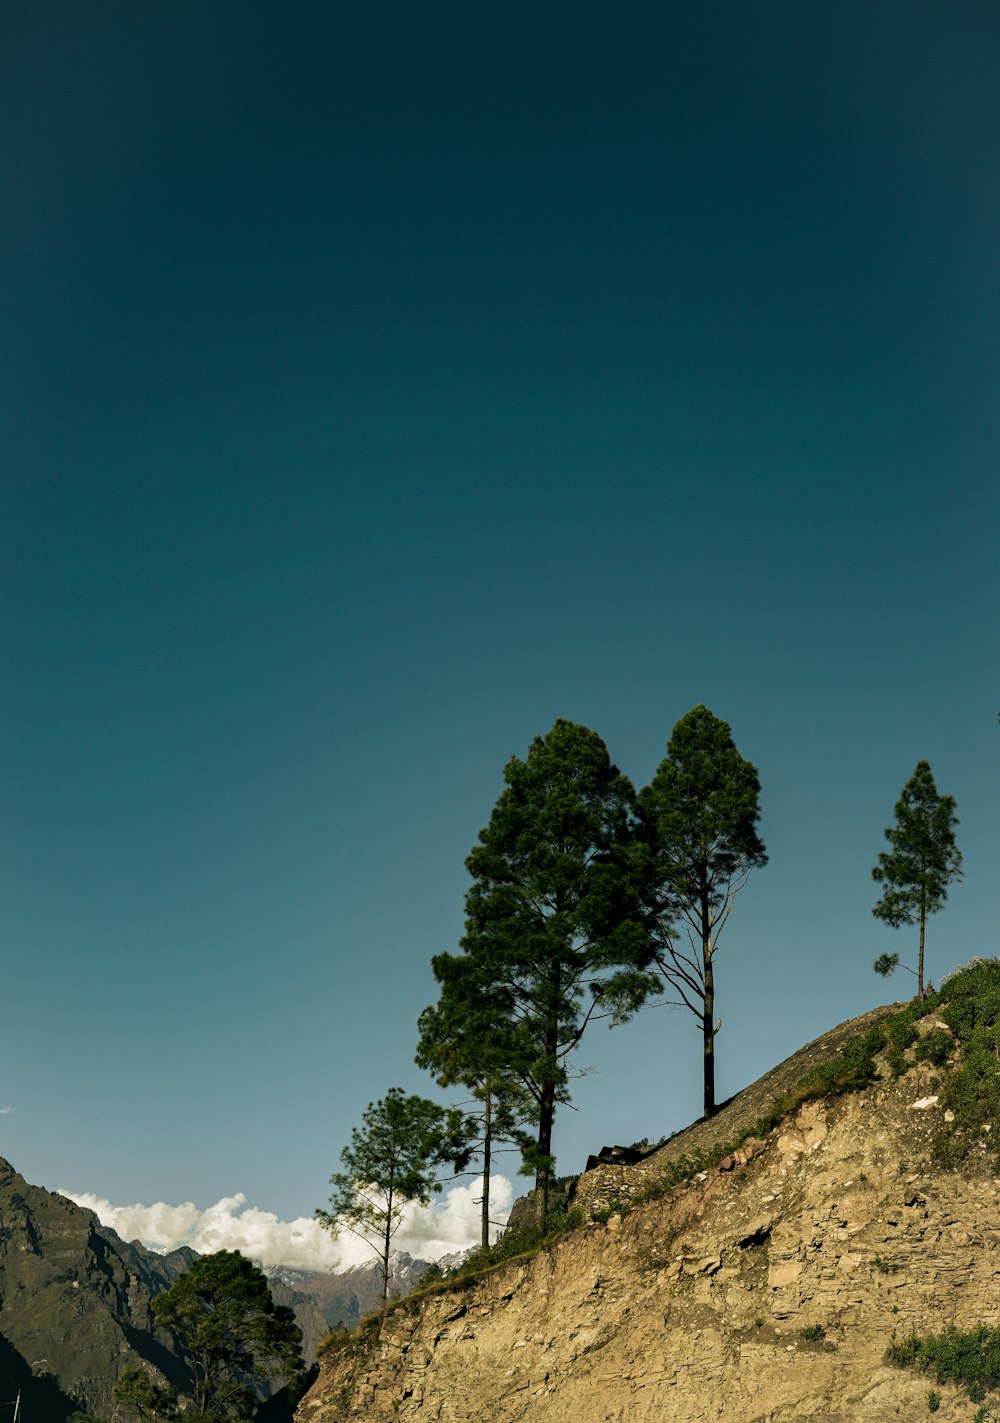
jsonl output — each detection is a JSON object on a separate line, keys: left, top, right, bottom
{"left": 800, "top": 1324, "right": 825, "bottom": 1342}
{"left": 888, "top": 1324, "right": 1000, "bottom": 1396}
{"left": 914, "top": 1027, "right": 953, "bottom": 1066}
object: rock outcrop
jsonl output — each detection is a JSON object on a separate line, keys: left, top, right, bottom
{"left": 296, "top": 1012, "right": 995, "bottom": 1422}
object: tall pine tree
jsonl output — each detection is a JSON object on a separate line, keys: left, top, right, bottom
{"left": 460, "top": 719, "right": 658, "bottom": 1221}
{"left": 872, "top": 759, "right": 962, "bottom": 999}
{"left": 637, "top": 705, "right": 766, "bottom": 1119}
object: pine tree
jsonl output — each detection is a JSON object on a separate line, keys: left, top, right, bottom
{"left": 151, "top": 1252, "right": 303, "bottom": 1422}
{"left": 416, "top": 952, "right": 534, "bottom": 1250}
{"left": 459, "top": 719, "right": 658, "bottom": 1221}
{"left": 316, "top": 1089, "right": 473, "bottom": 1306}
{"left": 872, "top": 759, "right": 962, "bottom": 999}
{"left": 637, "top": 705, "right": 766, "bottom": 1119}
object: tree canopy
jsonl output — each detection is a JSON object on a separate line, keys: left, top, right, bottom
{"left": 316, "top": 1088, "right": 473, "bottom": 1306}
{"left": 637, "top": 705, "right": 766, "bottom": 1118}
{"left": 458, "top": 718, "right": 658, "bottom": 1219}
{"left": 872, "top": 759, "right": 962, "bottom": 998}
{"left": 151, "top": 1251, "right": 303, "bottom": 1423}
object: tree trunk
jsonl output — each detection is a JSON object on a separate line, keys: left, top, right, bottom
{"left": 381, "top": 1185, "right": 393, "bottom": 1308}
{"left": 918, "top": 903, "right": 926, "bottom": 1000}
{"left": 701, "top": 887, "right": 716, "bottom": 1118}
{"left": 534, "top": 1082, "right": 554, "bottom": 1223}
{"left": 534, "top": 967, "right": 561, "bottom": 1223}
{"left": 481, "top": 1081, "right": 492, "bottom": 1251}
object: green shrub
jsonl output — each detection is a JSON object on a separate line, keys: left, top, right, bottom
{"left": 591, "top": 1200, "right": 630, "bottom": 1225}
{"left": 914, "top": 1027, "right": 953, "bottom": 1066}
{"left": 886, "top": 1018, "right": 919, "bottom": 1052}
{"left": 800, "top": 1324, "right": 825, "bottom": 1342}
{"left": 927, "top": 1388, "right": 941, "bottom": 1412}
{"left": 888, "top": 1324, "right": 1000, "bottom": 1396}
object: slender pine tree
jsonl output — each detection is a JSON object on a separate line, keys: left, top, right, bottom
{"left": 872, "top": 759, "right": 962, "bottom": 999}
{"left": 637, "top": 705, "right": 766, "bottom": 1119}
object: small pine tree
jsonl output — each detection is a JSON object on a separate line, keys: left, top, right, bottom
{"left": 316, "top": 1089, "right": 473, "bottom": 1307}
{"left": 872, "top": 760, "right": 962, "bottom": 999}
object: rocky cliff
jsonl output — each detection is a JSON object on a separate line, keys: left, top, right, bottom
{"left": 0, "top": 1161, "right": 327, "bottom": 1421}
{"left": 295, "top": 995, "right": 999, "bottom": 1423}
{"left": 0, "top": 1158, "right": 188, "bottom": 1422}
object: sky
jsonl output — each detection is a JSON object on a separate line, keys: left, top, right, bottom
{"left": 2, "top": 1, "right": 998, "bottom": 1269}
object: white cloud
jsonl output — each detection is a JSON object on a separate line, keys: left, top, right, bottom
{"left": 58, "top": 1176, "right": 513, "bottom": 1273}
{"left": 0, "top": 1107, "right": 11, "bottom": 1115}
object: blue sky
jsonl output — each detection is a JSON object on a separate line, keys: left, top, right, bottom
{"left": 2, "top": 1, "right": 998, "bottom": 1256}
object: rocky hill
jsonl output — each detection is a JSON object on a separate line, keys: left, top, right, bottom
{"left": 0, "top": 1162, "right": 328, "bottom": 1422}
{"left": 0, "top": 1158, "right": 190, "bottom": 1422}
{"left": 295, "top": 971, "right": 1000, "bottom": 1423}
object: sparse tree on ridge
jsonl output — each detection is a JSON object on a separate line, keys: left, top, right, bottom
{"left": 458, "top": 719, "right": 659, "bottom": 1222}
{"left": 151, "top": 1251, "right": 303, "bottom": 1423}
{"left": 872, "top": 759, "right": 962, "bottom": 1000}
{"left": 316, "top": 1088, "right": 473, "bottom": 1307}
{"left": 637, "top": 705, "right": 767, "bottom": 1120}
{"left": 416, "top": 951, "right": 535, "bottom": 1250}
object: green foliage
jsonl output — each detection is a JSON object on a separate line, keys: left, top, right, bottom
{"left": 637, "top": 705, "right": 766, "bottom": 1117}
{"left": 590, "top": 1200, "right": 630, "bottom": 1224}
{"left": 873, "top": 951, "right": 900, "bottom": 978}
{"left": 911, "top": 959, "right": 1000, "bottom": 1168}
{"left": 927, "top": 1389, "right": 941, "bottom": 1412}
{"left": 872, "top": 760, "right": 962, "bottom": 997}
{"left": 799, "top": 1324, "right": 825, "bottom": 1342}
{"left": 317, "top": 1088, "right": 474, "bottom": 1306}
{"left": 762, "top": 1024, "right": 887, "bottom": 1119}
{"left": 882, "top": 1016, "right": 920, "bottom": 1077}
{"left": 886, "top": 1018, "right": 919, "bottom": 1052}
{"left": 113, "top": 1365, "right": 178, "bottom": 1421}
{"left": 914, "top": 1027, "right": 953, "bottom": 1066}
{"left": 873, "top": 1256, "right": 900, "bottom": 1275}
{"left": 888, "top": 1324, "right": 1000, "bottom": 1399}
{"left": 152, "top": 1251, "right": 303, "bottom": 1423}
{"left": 459, "top": 719, "right": 660, "bottom": 1217}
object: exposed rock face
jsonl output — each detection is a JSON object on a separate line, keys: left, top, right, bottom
{"left": 296, "top": 1035, "right": 994, "bottom": 1422}
{"left": 575, "top": 1002, "right": 899, "bottom": 1216}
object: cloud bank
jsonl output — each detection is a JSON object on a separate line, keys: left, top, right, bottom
{"left": 59, "top": 1176, "right": 513, "bottom": 1273}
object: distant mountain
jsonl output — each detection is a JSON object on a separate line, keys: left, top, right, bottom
{"left": 275, "top": 1252, "right": 433, "bottom": 1330}
{"left": 0, "top": 1158, "right": 330, "bottom": 1423}
{"left": 0, "top": 1157, "right": 192, "bottom": 1422}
